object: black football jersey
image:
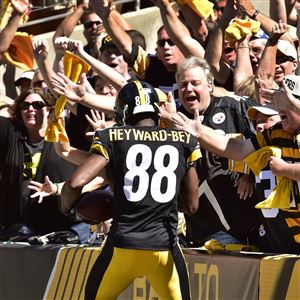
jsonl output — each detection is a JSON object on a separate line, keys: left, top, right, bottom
{"left": 91, "top": 125, "right": 201, "bottom": 250}
{"left": 251, "top": 123, "right": 300, "bottom": 253}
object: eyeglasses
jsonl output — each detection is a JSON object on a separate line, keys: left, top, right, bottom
{"left": 276, "top": 55, "right": 294, "bottom": 64}
{"left": 84, "top": 20, "right": 102, "bottom": 29}
{"left": 223, "top": 47, "right": 235, "bottom": 54}
{"left": 157, "top": 39, "right": 175, "bottom": 47}
{"left": 20, "top": 101, "right": 46, "bottom": 110}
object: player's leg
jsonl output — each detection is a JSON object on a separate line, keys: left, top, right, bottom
{"left": 85, "top": 239, "right": 135, "bottom": 300}
{"left": 147, "top": 245, "right": 191, "bottom": 300}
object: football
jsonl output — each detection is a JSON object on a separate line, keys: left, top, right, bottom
{"left": 75, "top": 190, "right": 114, "bottom": 224}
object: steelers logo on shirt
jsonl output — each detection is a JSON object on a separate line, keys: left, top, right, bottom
{"left": 212, "top": 112, "right": 226, "bottom": 124}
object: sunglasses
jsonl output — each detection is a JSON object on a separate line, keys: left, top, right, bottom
{"left": 20, "top": 101, "right": 46, "bottom": 110}
{"left": 223, "top": 47, "right": 235, "bottom": 54}
{"left": 276, "top": 55, "right": 294, "bottom": 64}
{"left": 84, "top": 20, "right": 102, "bottom": 29}
{"left": 157, "top": 39, "right": 175, "bottom": 47}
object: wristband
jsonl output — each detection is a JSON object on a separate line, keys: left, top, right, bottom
{"left": 250, "top": 9, "right": 260, "bottom": 20}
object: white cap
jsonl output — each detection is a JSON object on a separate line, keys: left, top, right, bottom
{"left": 247, "top": 106, "right": 278, "bottom": 120}
{"left": 284, "top": 74, "right": 300, "bottom": 97}
{"left": 15, "top": 69, "right": 35, "bottom": 86}
{"left": 277, "top": 40, "right": 297, "bottom": 61}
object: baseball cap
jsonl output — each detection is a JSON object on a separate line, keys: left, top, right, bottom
{"left": 251, "top": 28, "right": 269, "bottom": 40}
{"left": 277, "top": 39, "right": 297, "bottom": 61}
{"left": 284, "top": 74, "right": 300, "bottom": 97}
{"left": 247, "top": 106, "right": 278, "bottom": 120}
{"left": 15, "top": 69, "right": 35, "bottom": 86}
{"left": 100, "top": 35, "right": 115, "bottom": 52}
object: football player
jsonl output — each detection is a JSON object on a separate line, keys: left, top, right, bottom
{"left": 61, "top": 80, "right": 201, "bottom": 299}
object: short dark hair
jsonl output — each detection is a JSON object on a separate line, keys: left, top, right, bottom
{"left": 126, "top": 29, "right": 146, "bottom": 50}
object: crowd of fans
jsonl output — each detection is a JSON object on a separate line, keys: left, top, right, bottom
{"left": 0, "top": 0, "right": 300, "bottom": 255}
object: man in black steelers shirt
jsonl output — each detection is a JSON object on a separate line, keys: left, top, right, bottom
{"left": 61, "top": 81, "right": 201, "bottom": 299}
{"left": 175, "top": 56, "right": 260, "bottom": 247}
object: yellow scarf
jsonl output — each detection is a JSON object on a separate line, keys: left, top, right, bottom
{"left": 45, "top": 51, "right": 90, "bottom": 143}
{"left": 244, "top": 146, "right": 292, "bottom": 209}
{"left": 176, "top": 0, "right": 214, "bottom": 20}
{"left": 225, "top": 19, "right": 260, "bottom": 47}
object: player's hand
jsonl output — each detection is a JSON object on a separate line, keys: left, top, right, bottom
{"left": 234, "top": 174, "right": 254, "bottom": 200}
{"left": 28, "top": 176, "right": 56, "bottom": 203}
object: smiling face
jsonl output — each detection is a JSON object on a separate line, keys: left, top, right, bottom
{"left": 279, "top": 108, "right": 300, "bottom": 133}
{"left": 20, "top": 93, "right": 49, "bottom": 131}
{"left": 156, "top": 28, "right": 185, "bottom": 72}
{"left": 178, "top": 66, "right": 212, "bottom": 114}
{"left": 274, "top": 54, "right": 297, "bottom": 85}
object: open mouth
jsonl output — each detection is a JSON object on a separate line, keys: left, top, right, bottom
{"left": 186, "top": 95, "right": 198, "bottom": 103}
{"left": 109, "top": 63, "right": 118, "bottom": 68}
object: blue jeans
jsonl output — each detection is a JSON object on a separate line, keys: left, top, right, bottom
{"left": 71, "top": 222, "right": 90, "bottom": 244}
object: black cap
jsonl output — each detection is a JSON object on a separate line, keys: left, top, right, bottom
{"left": 100, "top": 35, "right": 115, "bottom": 52}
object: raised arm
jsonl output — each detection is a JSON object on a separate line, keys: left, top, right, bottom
{"left": 205, "top": 0, "right": 237, "bottom": 84}
{"left": 91, "top": 0, "right": 133, "bottom": 59}
{"left": 234, "top": 34, "right": 253, "bottom": 92}
{"left": 255, "top": 21, "right": 287, "bottom": 104}
{"left": 32, "top": 39, "right": 60, "bottom": 98}
{"left": 237, "top": 0, "right": 293, "bottom": 44}
{"left": 53, "top": 0, "right": 89, "bottom": 42}
{"left": 153, "top": 0, "right": 205, "bottom": 58}
{"left": 178, "top": 2, "right": 208, "bottom": 44}
{"left": 0, "top": 0, "right": 30, "bottom": 54}
{"left": 66, "top": 38, "right": 127, "bottom": 91}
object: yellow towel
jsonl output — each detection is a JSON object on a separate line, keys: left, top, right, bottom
{"left": 45, "top": 51, "right": 90, "bottom": 143}
{"left": 244, "top": 146, "right": 292, "bottom": 209}
{"left": 2, "top": 32, "right": 34, "bottom": 70}
{"left": 225, "top": 19, "right": 261, "bottom": 47}
{"left": 177, "top": 0, "right": 215, "bottom": 20}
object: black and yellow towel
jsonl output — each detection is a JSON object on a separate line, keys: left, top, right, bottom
{"left": 45, "top": 51, "right": 90, "bottom": 143}
{"left": 43, "top": 246, "right": 102, "bottom": 300}
{"left": 244, "top": 146, "right": 293, "bottom": 209}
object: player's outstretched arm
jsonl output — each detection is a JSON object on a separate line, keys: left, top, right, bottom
{"left": 61, "top": 153, "right": 108, "bottom": 213}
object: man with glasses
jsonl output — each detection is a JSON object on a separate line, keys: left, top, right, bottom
{"left": 53, "top": 1, "right": 105, "bottom": 59}
{"left": 92, "top": 0, "right": 186, "bottom": 106}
